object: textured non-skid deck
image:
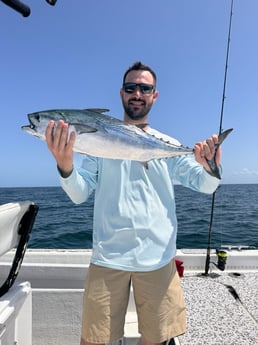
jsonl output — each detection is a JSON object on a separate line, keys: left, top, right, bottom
{"left": 178, "top": 272, "right": 258, "bottom": 345}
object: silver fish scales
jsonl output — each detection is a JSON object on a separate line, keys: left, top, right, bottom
{"left": 22, "top": 108, "right": 233, "bottom": 178}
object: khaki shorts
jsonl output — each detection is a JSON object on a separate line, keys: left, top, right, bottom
{"left": 81, "top": 259, "right": 186, "bottom": 343}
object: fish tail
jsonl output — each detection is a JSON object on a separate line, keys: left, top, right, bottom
{"left": 206, "top": 128, "right": 233, "bottom": 179}
{"left": 206, "top": 157, "right": 221, "bottom": 179}
{"left": 217, "top": 128, "right": 233, "bottom": 145}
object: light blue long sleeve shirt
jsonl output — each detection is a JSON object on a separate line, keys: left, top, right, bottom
{"left": 60, "top": 130, "right": 221, "bottom": 272}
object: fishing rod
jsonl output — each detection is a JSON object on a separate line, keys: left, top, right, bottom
{"left": 1, "top": 0, "right": 57, "bottom": 17}
{"left": 204, "top": 0, "right": 234, "bottom": 275}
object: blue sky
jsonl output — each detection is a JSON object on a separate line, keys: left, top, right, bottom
{"left": 1, "top": 0, "right": 257, "bottom": 187}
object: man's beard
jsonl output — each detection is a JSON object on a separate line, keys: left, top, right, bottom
{"left": 122, "top": 97, "right": 153, "bottom": 120}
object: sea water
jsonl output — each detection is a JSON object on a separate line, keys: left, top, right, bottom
{"left": 0, "top": 184, "right": 257, "bottom": 249}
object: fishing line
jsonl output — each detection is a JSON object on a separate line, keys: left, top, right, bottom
{"left": 204, "top": 0, "right": 234, "bottom": 275}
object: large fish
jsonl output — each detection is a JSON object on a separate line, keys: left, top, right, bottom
{"left": 22, "top": 108, "right": 232, "bottom": 179}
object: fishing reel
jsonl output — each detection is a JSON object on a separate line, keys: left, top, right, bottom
{"left": 202, "top": 248, "right": 227, "bottom": 276}
{"left": 213, "top": 249, "right": 227, "bottom": 271}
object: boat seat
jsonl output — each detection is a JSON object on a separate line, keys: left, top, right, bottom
{"left": 0, "top": 201, "right": 38, "bottom": 298}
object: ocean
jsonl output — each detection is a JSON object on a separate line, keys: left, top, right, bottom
{"left": 0, "top": 184, "right": 257, "bottom": 250}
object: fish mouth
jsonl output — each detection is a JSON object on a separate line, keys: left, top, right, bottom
{"left": 28, "top": 117, "right": 36, "bottom": 129}
{"left": 21, "top": 124, "right": 34, "bottom": 133}
{"left": 21, "top": 116, "right": 37, "bottom": 132}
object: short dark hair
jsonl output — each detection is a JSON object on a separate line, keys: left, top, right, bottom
{"left": 122, "top": 61, "right": 157, "bottom": 87}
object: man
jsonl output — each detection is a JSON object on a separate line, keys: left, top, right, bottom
{"left": 45, "top": 61, "right": 221, "bottom": 345}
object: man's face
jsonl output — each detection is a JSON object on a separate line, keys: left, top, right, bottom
{"left": 120, "top": 70, "right": 158, "bottom": 122}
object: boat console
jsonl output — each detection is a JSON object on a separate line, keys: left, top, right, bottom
{"left": 0, "top": 201, "right": 38, "bottom": 345}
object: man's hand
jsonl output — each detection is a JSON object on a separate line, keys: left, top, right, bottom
{"left": 45, "top": 120, "right": 75, "bottom": 176}
{"left": 194, "top": 134, "right": 221, "bottom": 173}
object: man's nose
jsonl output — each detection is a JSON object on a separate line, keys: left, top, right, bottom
{"left": 132, "top": 86, "right": 142, "bottom": 95}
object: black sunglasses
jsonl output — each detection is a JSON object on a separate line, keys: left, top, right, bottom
{"left": 122, "top": 83, "right": 155, "bottom": 95}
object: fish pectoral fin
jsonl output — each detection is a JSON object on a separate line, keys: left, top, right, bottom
{"left": 83, "top": 108, "right": 110, "bottom": 114}
{"left": 71, "top": 123, "right": 97, "bottom": 134}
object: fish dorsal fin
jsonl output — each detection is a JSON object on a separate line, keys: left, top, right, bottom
{"left": 83, "top": 108, "right": 110, "bottom": 114}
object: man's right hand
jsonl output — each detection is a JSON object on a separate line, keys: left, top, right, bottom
{"left": 45, "top": 120, "right": 75, "bottom": 177}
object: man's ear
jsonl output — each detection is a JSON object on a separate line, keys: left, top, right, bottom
{"left": 153, "top": 89, "right": 159, "bottom": 103}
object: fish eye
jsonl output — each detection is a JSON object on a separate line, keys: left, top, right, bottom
{"left": 35, "top": 115, "right": 40, "bottom": 122}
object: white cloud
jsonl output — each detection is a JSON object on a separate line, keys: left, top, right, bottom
{"left": 222, "top": 168, "right": 258, "bottom": 184}
{"left": 236, "top": 168, "right": 258, "bottom": 176}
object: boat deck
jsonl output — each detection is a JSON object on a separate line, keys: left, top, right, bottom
{"left": 0, "top": 249, "right": 257, "bottom": 345}
{"left": 178, "top": 271, "right": 258, "bottom": 345}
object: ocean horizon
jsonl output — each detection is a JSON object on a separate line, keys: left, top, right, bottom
{"left": 0, "top": 184, "right": 257, "bottom": 250}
